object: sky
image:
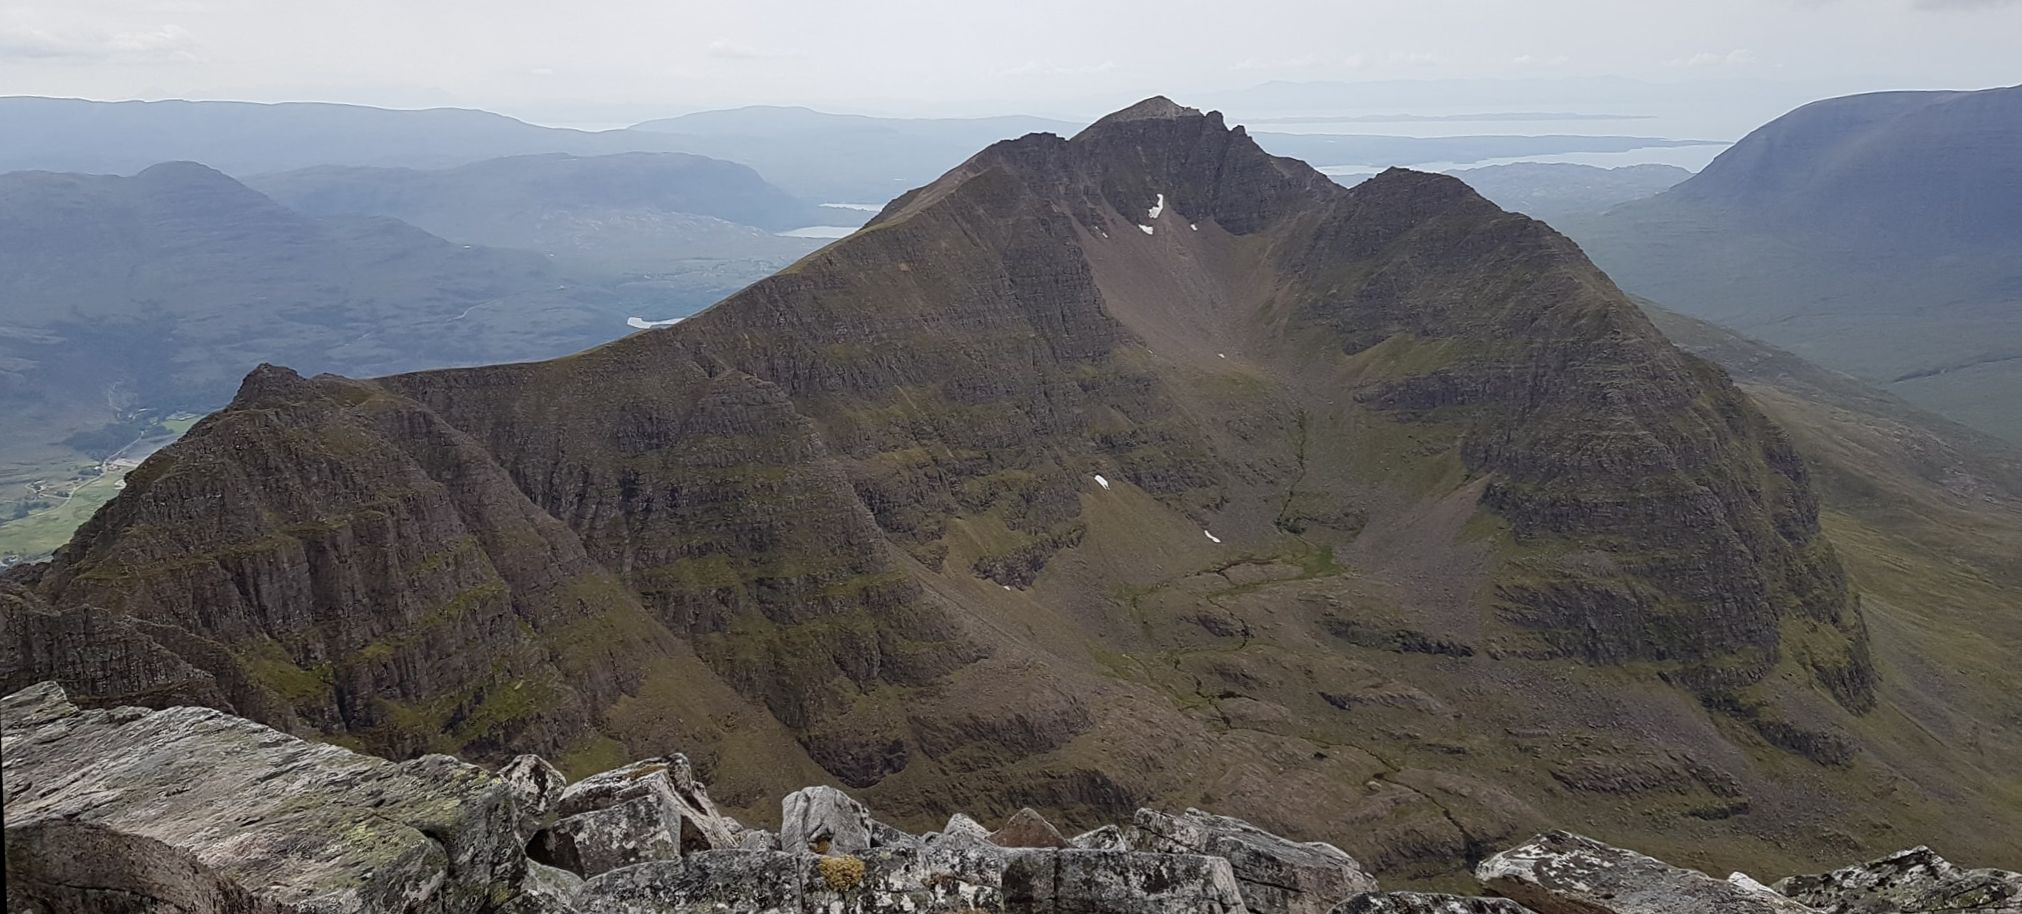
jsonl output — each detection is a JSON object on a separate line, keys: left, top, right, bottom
{"left": 2, "top": 0, "right": 2018, "bottom": 127}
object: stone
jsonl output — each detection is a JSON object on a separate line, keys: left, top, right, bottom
{"left": 578, "top": 851, "right": 807, "bottom": 914}
{"left": 1131, "top": 808, "right": 1377, "bottom": 914}
{"left": 1477, "top": 831, "right": 1821, "bottom": 914}
{"left": 740, "top": 828, "right": 781, "bottom": 851}
{"left": 533, "top": 794, "right": 684, "bottom": 877}
{"left": 0, "top": 681, "right": 526, "bottom": 914}
{"left": 780, "top": 785, "right": 874, "bottom": 853}
{"left": 1775, "top": 846, "right": 2022, "bottom": 913}
{"left": 1003, "top": 848, "right": 1251, "bottom": 914}
{"left": 870, "top": 818, "right": 921, "bottom": 848}
{"left": 520, "top": 861, "right": 585, "bottom": 913}
{"left": 503, "top": 754, "right": 569, "bottom": 841}
{"left": 930, "top": 812, "right": 997, "bottom": 850}
{"left": 992, "top": 807, "right": 1071, "bottom": 848}
{"left": 1333, "top": 893, "right": 1539, "bottom": 913}
{"left": 556, "top": 757, "right": 737, "bottom": 852}
{"left": 1071, "top": 824, "right": 1131, "bottom": 851}
{"left": 577, "top": 846, "right": 1010, "bottom": 914}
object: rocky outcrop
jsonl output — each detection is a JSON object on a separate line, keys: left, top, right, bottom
{"left": 781, "top": 785, "right": 875, "bottom": 853}
{"left": 1333, "top": 894, "right": 1538, "bottom": 914}
{"left": 1477, "top": 831, "right": 1818, "bottom": 914}
{"left": 1131, "top": 808, "right": 1377, "bottom": 914}
{"left": 991, "top": 807, "right": 1072, "bottom": 848}
{"left": 1, "top": 682, "right": 528, "bottom": 914}
{"left": 502, "top": 754, "right": 568, "bottom": 842}
{"left": 6, "top": 682, "right": 2016, "bottom": 914}
{"left": 1776, "top": 847, "right": 2022, "bottom": 913}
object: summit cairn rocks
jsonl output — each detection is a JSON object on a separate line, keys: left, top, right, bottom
{"left": 1130, "top": 808, "right": 1378, "bottom": 914}
{"left": 1776, "top": 846, "right": 2022, "bottom": 913}
{"left": 1476, "top": 831, "right": 1819, "bottom": 914}
{"left": 1332, "top": 893, "right": 1539, "bottom": 914}
{"left": 780, "top": 784, "right": 876, "bottom": 854}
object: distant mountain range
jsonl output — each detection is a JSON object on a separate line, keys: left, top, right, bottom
{"left": 2, "top": 96, "right": 1719, "bottom": 203}
{"left": 1565, "top": 84, "right": 2022, "bottom": 442}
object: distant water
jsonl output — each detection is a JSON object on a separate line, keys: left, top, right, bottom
{"left": 822, "top": 202, "right": 886, "bottom": 212}
{"left": 1319, "top": 143, "right": 1729, "bottom": 177}
{"left": 779, "top": 226, "right": 858, "bottom": 239}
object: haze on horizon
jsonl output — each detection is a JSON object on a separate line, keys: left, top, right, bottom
{"left": 2, "top": 0, "right": 2018, "bottom": 132}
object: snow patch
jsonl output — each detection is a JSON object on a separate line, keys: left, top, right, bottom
{"left": 1190, "top": 223, "right": 1198, "bottom": 231}
{"left": 1203, "top": 530, "right": 1222, "bottom": 544}
{"left": 1147, "top": 193, "right": 1165, "bottom": 220}
{"left": 1093, "top": 474, "right": 1110, "bottom": 489}
{"left": 627, "top": 317, "right": 682, "bottom": 330}
{"left": 1217, "top": 353, "right": 1226, "bottom": 359}
{"left": 1138, "top": 224, "right": 1154, "bottom": 235}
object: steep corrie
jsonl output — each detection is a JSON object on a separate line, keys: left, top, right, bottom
{"left": 4, "top": 98, "right": 1912, "bottom": 879}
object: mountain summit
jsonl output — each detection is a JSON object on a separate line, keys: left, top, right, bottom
{"left": 8, "top": 98, "right": 2001, "bottom": 879}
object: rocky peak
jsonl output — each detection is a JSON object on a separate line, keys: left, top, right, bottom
{"left": 1081, "top": 95, "right": 1204, "bottom": 129}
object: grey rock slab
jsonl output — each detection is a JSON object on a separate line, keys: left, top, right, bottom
{"left": 1003, "top": 848, "right": 1252, "bottom": 914}
{"left": 779, "top": 785, "right": 874, "bottom": 853}
{"left": 1333, "top": 893, "right": 1539, "bottom": 914}
{"left": 1477, "top": 831, "right": 1821, "bottom": 914}
{"left": 1, "top": 681, "right": 524, "bottom": 914}
{"left": 1776, "top": 846, "right": 2022, "bottom": 914}
{"left": 534, "top": 794, "right": 684, "bottom": 877}
{"left": 1131, "top": 808, "right": 1376, "bottom": 914}
{"left": 503, "top": 754, "right": 569, "bottom": 842}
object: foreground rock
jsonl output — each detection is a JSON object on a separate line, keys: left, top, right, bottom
{"left": 1333, "top": 894, "right": 1538, "bottom": 914}
{"left": 502, "top": 754, "right": 568, "bottom": 841}
{"left": 780, "top": 785, "right": 875, "bottom": 853}
{"left": 1131, "top": 808, "right": 1377, "bottom": 914}
{"left": 1, "top": 682, "right": 526, "bottom": 914}
{"left": 1776, "top": 846, "right": 2022, "bottom": 913}
{"left": 1477, "top": 831, "right": 1818, "bottom": 914}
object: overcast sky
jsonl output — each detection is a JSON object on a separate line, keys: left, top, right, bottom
{"left": 2, "top": 0, "right": 2018, "bottom": 125}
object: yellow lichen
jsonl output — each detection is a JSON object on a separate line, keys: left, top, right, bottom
{"left": 817, "top": 855, "right": 865, "bottom": 891}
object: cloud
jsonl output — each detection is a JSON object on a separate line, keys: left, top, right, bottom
{"left": 705, "top": 38, "right": 791, "bottom": 60}
{"left": 996, "top": 59, "right": 1121, "bottom": 77}
{"left": 1512, "top": 53, "right": 1571, "bottom": 66}
{"left": 0, "top": 22, "right": 197, "bottom": 61}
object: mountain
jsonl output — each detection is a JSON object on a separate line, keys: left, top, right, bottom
{"left": 247, "top": 152, "right": 833, "bottom": 274}
{"left": 1443, "top": 163, "right": 1689, "bottom": 222}
{"left": 0, "top": 96, "right": 725, "bottom": 176}
{"left": 1564, "top": 85, "right": 2022, "bottom": 442}
{"left": 0, "top": 162, "right": 650, "bottom": 497}
{"left": 5, "top": 98, "right": 2016, "bottom": 883}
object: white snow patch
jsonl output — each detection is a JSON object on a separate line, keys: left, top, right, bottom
{"left": 1002, "top": 585, "right": 1012, "bottom": 591}
{"left": 1218, "top": 353, "right": 1226, "bottom": 359}
{"left": 1138, "top": 224, "right": 1154, "bottom": 235}
{"left": 1190, "top": 223, "right": 1198, "bottom": 231}
{"left": 1203, "top": 530, "right": 1222, "bottom": 544}
{"left": 1093, "top": 474, "right": 1111, "bottom": 489}
{"left": 627, "top": 317, "right": 683, "bottom": 330}
{"left": 1147, "top": 193, "right": 1165, "bottom": 220}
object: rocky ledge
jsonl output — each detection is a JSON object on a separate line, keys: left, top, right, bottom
{"left": 4, "top": 683, "right": 2015, "bottom": 914}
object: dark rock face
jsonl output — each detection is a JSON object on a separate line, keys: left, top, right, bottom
{"left": 1777, "top": 847, "right": 2022, "bottom": 914}
{"left": 1477, "top": 831, "right": 1817, "bottom": 914}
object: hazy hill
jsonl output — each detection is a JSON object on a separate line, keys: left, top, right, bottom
{"left": 0, "top": 162, "right": 648, "bottom": 480}
{"left": 10, "top": 98, "right": 2016, "bottom": 884}
{"left": 1445, "top": 162, "right": 1689, "bottom": 221}
{"left": 1565, "top": 85, "right": 2022, "bottom": 442}
{"left": 248, "top": 152, "right": 831, "bottom": 274}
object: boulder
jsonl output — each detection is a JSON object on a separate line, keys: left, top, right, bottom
{"left": 741, "top": 828, "right": 782, "bottom": 851}
{"left": 519, "top": 861, "right": 585, "bottom": 913}
{"left": 1003, "top": 849, "right": 1250, "bottom": 914}
{"left": 533, "top": 794, "right": 684, "bottom": 877}
{"left": 992, "top": 807, "right": 1071, "bottom": 848}
{"left": 1775, "top": 846, "right": 2022, "bottom": 913}
{"left": 1333, "top": 893, "right": 1538, "bottom": 913}
{"left": 0, "top": 681, "right": 525, "bottom": 914}
{"left": 870, "top": 818, "right": 921, "bottom": 848}
{"left": 502, "top": 754, "right": 569, "bottom": 841}
{"left": 780, "top": 785, "right": 875, "bottom": 853}
{"left": 1131, "top": 808, "right": 1377, "bottom": 914}
{"left": 1072, "top": 824, "right": 1131, "bottom": 851}
{"left": 556, "top": 757, "right": 737, "bottom": 852}
{"left": 930, "top": 812, "right": 998, "bottom": 850}
{"left": 1477, "top": 831, "right": 1820, "bottom": 914}
{"left": 577, "top": 846, "right": 1011, "bottom": 914}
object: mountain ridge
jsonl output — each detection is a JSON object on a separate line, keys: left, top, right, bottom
{"left": 8, "top": 98, "right": 2012, "bottom": 881}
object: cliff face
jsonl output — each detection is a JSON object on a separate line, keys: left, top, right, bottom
{"left": 2, "top": 98, "right": 1945, "bottom": 879}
